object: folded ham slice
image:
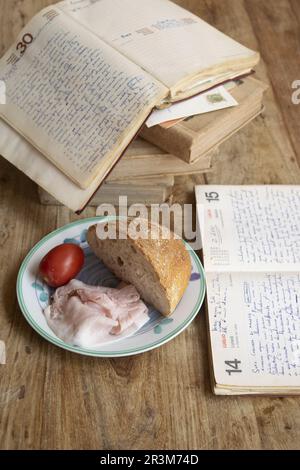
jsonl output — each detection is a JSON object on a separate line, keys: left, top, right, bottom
{"left": 44, "top": 279, "right": 149, "bottom": 348}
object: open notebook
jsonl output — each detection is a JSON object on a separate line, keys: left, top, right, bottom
{"left": 196, "top": 185, "right": 300, "bottom": 395}
{"left": 0, "top": 0, "right": 259, "bottom": 203}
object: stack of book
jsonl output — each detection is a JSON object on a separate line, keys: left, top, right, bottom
{"left": 0, "top": 0, "right": 266, "bottom": 211}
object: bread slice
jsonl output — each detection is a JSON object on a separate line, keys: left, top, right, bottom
{"left": 87, "top": 219, "right": 191, "bottom": 316}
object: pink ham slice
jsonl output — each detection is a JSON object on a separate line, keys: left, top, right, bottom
{"left": 44, "top": 279, "right": 149, "bottom": 348}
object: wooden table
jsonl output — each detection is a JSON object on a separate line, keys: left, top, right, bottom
{"left": 0, "top": 0, "right": 300, "bottom": 450}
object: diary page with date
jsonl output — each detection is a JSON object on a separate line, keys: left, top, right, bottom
{"left": 58, "top": 0, "right": 258, "bottom": 90}
{"left": 196, "top": 185, "right": 300, "bottom": 391}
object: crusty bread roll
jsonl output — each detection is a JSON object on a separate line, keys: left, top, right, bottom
{"left": 87, "top": 219, "right": 191, "bottom": 316}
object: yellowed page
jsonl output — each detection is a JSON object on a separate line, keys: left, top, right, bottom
{"left": 206, "top": 271, "right": 300, "bottom": 389}
{"left": 0, "top": 5, "right": 167, "bottom": 188}
{"left": 58, "top": 0, "right": 258, "bottom": 90}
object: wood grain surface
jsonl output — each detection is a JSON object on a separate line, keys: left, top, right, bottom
{"left": 0, "top": 0, "right": 300, "bottom": 450}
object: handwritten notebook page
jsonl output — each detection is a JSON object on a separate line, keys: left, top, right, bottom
{"left": 197, "top": 186, "right": 300, "bottom": 272}
{"left": 196, "top": 186, "right": 300, "bottom": 392}
{"left": 0, "top": 7, "right": 167, "bottom": 188}
{"left": 58, "top": 0, "right": 258, "bottom": 91}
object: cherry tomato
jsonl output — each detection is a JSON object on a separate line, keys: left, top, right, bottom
{"left": 39, "top": 243, "right": 84, "bottom": 287}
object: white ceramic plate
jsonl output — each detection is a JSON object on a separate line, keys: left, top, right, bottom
{"left": 17, "top": 217, "right": 206, "bottom": 357}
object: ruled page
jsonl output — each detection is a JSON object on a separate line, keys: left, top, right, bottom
{"left": 196, "top": 185, "right": 300, "bottom": 272}
{"left": 196, "top": 185, "right": 300, "bottom": 390}
{"left": 0, "top": 6, "right": 166, "bottom": 188}
{"left": 206, "top": 271, "right": 300, "bottom": 388}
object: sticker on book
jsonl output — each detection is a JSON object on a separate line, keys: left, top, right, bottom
{"left": 146, "top": 86, "right": 238, "bottom": 128}
{"left": 0, "top": 340, "right": 6, "bottom": 364}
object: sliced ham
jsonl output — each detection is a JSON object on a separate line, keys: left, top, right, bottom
{"left": 44, "top": 279, "right": 149, "bottom": 348}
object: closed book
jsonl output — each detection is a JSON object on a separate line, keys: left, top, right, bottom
{"left": 140, "top": 77, "right": 268, "bottom": 163}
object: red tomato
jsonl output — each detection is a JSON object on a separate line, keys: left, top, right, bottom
{"left": 39, "top": 243, "right": 84, "bottom": 287}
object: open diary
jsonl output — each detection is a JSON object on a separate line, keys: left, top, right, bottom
{"left": 0, "top": 0, "right": 259, "bottom": 210}
{"left": 196, "top": 185, "right": 300, "bottom": 395}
